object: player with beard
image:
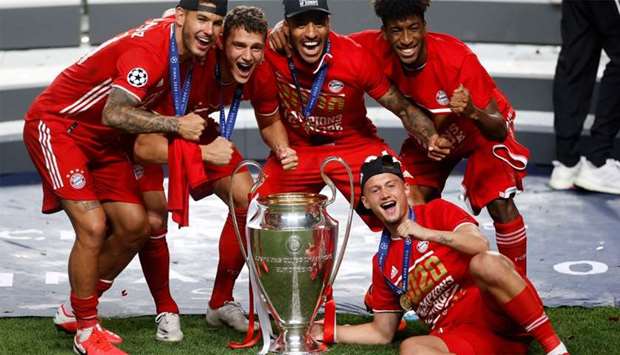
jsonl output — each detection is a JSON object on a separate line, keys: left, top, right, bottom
{"left": 348, "top": 0, "right": 531, "bottom": 275}
{"left": 132, "top": 5, "right": 297, "bottom": 334}
{"left": 309, "top": 155, "right": 568, "bottom": 355}
{"left": 23, "top": 1, "right": 228, "bottom": 353}
{"left": 257, "top": 0, "right": 450, "bottom": 232}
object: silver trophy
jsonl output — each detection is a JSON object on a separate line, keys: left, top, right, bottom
{"left": 229, "top": 157, "right": 353, "bottom": 354}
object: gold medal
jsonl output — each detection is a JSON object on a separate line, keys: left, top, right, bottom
{"left": 400, "top": 294, "right": 412, "bottom": 311}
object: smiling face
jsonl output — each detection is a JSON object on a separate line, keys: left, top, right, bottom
{"left": 382, "top": 14, "right": 427, "bottom": 69}
{"left": 286, "top": 11, "right": 330, "bottom": 65}
{"left": 361, "top": 173, "right": 410, "bottom": 227}
{"left": 224, "top": 27, "right": 265, "bottom": 84}
{"left": 176, "top": 3, "right": 224, "bottom": 58}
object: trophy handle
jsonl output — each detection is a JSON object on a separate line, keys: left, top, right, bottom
{"left": 229, "top": 160, "right": 265, "bottom": 261}
{"left": 320, "top": 156, "right": 354, "bottom": 286}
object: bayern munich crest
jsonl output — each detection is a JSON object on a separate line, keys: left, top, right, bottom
{"left": 416, "top": 240, "right": 429, "bottom": 253}
{"left": 66, "top": 169, "right": 86, "bottom": 190}
{"left": 127, "top": 67, "right": 148, "bottom": 88}
{"left": 435, "top": 90, "right": 449, "bottom": 106}
{"left": 328, "top": 80, "right": 344, "bottom": 93}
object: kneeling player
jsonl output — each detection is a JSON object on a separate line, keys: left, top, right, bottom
{"left": 311, "top": 155, "right": 568, "bottom": 355}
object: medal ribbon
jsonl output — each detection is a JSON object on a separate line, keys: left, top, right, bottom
{"left": 216, "top": 59, "right": 243, "bottom": 139}
{"left": 287, "top": 40, "right": 331, "bottom": 119}
{"left": 169, "top": 24, "right": 193, "bottom": 116}
{"left": 377, "top": 208, "right": 415, "bottom": 296}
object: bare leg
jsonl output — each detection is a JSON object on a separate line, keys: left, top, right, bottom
{"left": 400, "top": 335, "right": 453, "bottom": 355}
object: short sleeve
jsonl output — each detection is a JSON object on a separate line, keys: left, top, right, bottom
{"left": 356, "top": 48, "right": 391, "bottom": 100}
{"left": 248, "top": 61, "right": 279, "bottom": 116}
{"left": 426, "top": 199, "right": 478, "bottom": 232}
{"left": 370, "top": 255, "right": 402, "bottom": 313}
{"left": 112, "top": 47, "right": 167, "bottom": 102}
{"left": 457, "top": 54, "right": 496, "bottom": 110}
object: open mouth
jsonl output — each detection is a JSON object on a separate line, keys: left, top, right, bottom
{"left": 397, "top": 45, "right": 418, "bottom": 58}
{"left": 236, "top": 62, "right": 253, "bottom": 75}
{"left": 301, "top": 40, "right": 321, "bottom": 55}
{"left": 381, "top": 201, "right": 397, "bottom": 214}
{"left": 196, "top": 35, "right": 212, "bottom": 49}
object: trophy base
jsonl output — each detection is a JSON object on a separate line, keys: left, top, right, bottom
{"left": 269, "top": 330, "right": 328, "bottom": 354}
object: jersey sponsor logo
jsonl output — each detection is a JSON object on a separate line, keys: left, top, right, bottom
{"left": 435, "top": 90, "right": 449, "bottom": 106}
{"left": 328, "top": 80, "right": 344, "bottom": 93}
{"left": 416, "top": 241, "right": 429, "bottom": 253}
{"left": 127, "top": 68, "right": 148, "bottom": 88}
{"left": 67, "top": 169, "right": 86, "bottom": 190}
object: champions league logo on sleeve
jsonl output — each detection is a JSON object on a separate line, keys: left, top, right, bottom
{"left": 127, "top": 67, "right": 148, "bottom": 88}
{"left": 66, "top": 169, "right": 86, "bottom": 190}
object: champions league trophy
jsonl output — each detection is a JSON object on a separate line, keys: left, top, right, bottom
{"left": 229, "top": 157, "right": 354, "bottom": 354}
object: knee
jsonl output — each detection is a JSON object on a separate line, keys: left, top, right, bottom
{"left": 147, "top": 212, "right": 167, "bottom": 236}
{"left": 487, "top": 198, "right": 519, "bottom": 223}
{"left": 399, "top": 338, "right": 429, "bottom": 355}
{"left": 469, "top": 252, "right": 514, "bottom": 286}
{"left": 116, "top": 213, "right": 150, "bottom": 252}
{"left": 75, "top": 219, "right": 108, "bottom": 251}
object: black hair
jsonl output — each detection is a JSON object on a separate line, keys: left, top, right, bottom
{"left": 223, "top": 6, "right": 268, "bottom": 39}
{"left": 372, "top": 0, "right": 430, "bottom": 25}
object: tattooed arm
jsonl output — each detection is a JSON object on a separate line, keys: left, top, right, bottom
{"left": 397, "top": 219, "right": 489, "bottom": 256}
{"left": 376, "top": 85, "right": 451, "bottom": 160}
{"left": 102, "top": 88, "right": 205, "bottom": 141}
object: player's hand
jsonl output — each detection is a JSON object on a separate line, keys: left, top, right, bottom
{"left": 268, "top": 20, "right": 292, "bottom": 57}
{"left": 397, "top": 219, "right": 429, "bottom": 241}
{"left": 200, "top": 137, "right": 234, "bottom": 166}
{"left": 310, "top": 319, "right": 325, "bottom": 342}
{"left": 427, "top": 134, "right": 452, "bottom": 161}
{"left": 275, "top": 146, "right": 298, "bottom": 170}
{"left": 449, "top": 84, "right": 475, "bottom": 117}
{"left": 177, "top": 113, "right": 206, "bottom": 141}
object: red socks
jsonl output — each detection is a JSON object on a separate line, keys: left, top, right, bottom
{"left": 501, "top": 282, "right": 561, "bottom": 353}
{"left": 495, "top": 215, "right": 527, "bottom": 275}
{"left": 96, "top": 279, "right": 113, "bottom": 297}
{"left": 208, "top": 208, "right": 247, "bottom": 309}
{"left": 138, "top": 230, "right": 179, "bottom": 314}
{"left": 71, "top": 292, "right": 99, "bottom": 330}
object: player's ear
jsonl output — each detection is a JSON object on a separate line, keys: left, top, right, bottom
{"left": 175, "top": 7, "right": 186, "bottom": 27}
{"left": 361, "top": 195, "right": 370, "bottom": 210}
{"left": 216, "top": 32, "right": 224, "bottom": 49}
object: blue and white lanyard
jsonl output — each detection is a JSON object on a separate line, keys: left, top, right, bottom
{"left": 215, "top": 60, "right": 243, "bottom": 140}
{"left": 377, "top": 208, "right": 416, "bottom": 296}
{"left": 169, "top": 25, "right": 193, "bottom": 116}
{"left": 287, "top": 40, "right": 331, "bottom": 119}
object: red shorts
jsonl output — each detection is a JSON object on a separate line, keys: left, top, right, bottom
{"left": 431, "top": 287, "right": 530, "bottom": 355}
{"left": 401, "top": 129, "right": 529, "bottom": 214}
{"left": 257, "top": 137, "right": 414, "bottom": 231}
{"left": 132, "top": 148, "right": 244, "bottom": 197}
{"left": 23, "top": 118, "right": 142, "bottom": 214}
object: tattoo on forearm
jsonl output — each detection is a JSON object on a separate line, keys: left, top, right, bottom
{"left": 102, "top": 88, "right": 179, "bottom": 134}
{"left": 378, "top": 86, "right": 436, "bottom": 143}
{"left": 437, "top": 234, "right": 453, "bottom": 245}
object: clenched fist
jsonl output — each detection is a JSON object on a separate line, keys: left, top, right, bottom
{"left": 427, "top": 134, "right": 452, "bottom": 161}
{"left": 275, "top": 146, "right": 298, "bottom": 170}
{"left": 200, "top": 136, "right": 234, "bottom": 166}
{"left": 449, "top": 84, "right": 475, "bottom": 117}
{"left": 177, "top": 113, "right": 206, "bottom": 141}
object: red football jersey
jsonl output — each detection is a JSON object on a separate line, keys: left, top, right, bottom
{"left": 263, "top": 31, "right": 391, "bottom": 146}
{"left": 351, "top": 30, "right": 516, "bottom": 140}
{"left": 370, "top": 199, "right": 479, "bottom": 329}
{"left": 26, "top": 17, "right": 191, "bottom": 138}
